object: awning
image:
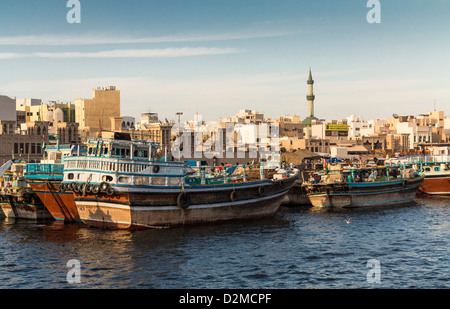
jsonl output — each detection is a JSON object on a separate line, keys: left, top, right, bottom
{"left": 281, "top": 150, "right": 322, "bottom": 165}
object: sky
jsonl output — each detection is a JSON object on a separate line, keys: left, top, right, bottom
{"left": 0, "top": 0, "right": 449, "bottom": 123}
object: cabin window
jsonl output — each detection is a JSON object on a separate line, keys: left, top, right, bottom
{"left": 88, "top": 148, "right": 93, "bottom": 155}
{"left": 169, "top": 177, "right": 182, "bottom": 187}
{"left": 424, "top": 168, "right": 431, "bottom": 172}
{"left": 152, "top": 177, "right": 166, "bottom": 186}
{"left": 104, "top": 148, "right": 108, "bottom": 155}
{"left": 102, "top": 175, "right": 114, "bottom": 182}
{"left": 68, "top": 173, "right": 74, "bottom": 180}
{"left": 135, "top": 177, "right": 150, "bottom": 186}
{"left": 434, "top": 167, "right": 440, "bottom": 172}
{"left": 118, "top": 176, "right": 131, "bottom": 184}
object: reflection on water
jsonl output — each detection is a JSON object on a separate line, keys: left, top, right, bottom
{"left": 0, "top": 196, "right": 449, "bottom": 289}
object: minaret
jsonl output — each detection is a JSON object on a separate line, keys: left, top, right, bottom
{"left": 307, "top": 69, "right": 315, "bottom": 118}
{"left": 302, "top": 68, "right": 318, "bottom": 128}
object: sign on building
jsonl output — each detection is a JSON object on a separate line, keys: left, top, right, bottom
{"left": 325, "top": 124, "right": 349, "bottom": 137}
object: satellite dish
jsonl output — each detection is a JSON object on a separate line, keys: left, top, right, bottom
{"left": 392, "top": 114, "right": 399, "bottom": 119}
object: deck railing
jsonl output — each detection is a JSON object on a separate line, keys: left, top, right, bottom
{"left": 26, "top": 163, "right": 64, "bottom": 174}
{"left": 407, "top": 155, "right": 450, "bottom": 164}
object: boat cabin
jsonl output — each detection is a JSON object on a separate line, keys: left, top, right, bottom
{"left": 25, "top": 143, "right": 87, "bottom": 178}
{"left": 62, "top": 137, "right": 185, "bottom": 188}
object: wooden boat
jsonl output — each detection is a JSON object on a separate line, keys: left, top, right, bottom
{"left": 59, "top": 136, "right": 296, "bottom": 229}
{"left": 0, "top": 162, "right": 53, "bottom": 220}
{"left": 0, "top": 160, "right": 13, "bottom": 218}
{"left": 282, "top": 179, "right": 311, "bottom": 206}
{"left": 304, "top": 166, "right": 424, "bottom": 208}
{"left": 24, "top": 144, "right": 86, "bottom": 223}
{"left": 406, "top": 154, "right": 450, "bottom": 195}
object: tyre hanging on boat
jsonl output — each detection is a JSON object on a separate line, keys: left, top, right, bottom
{"left": 73, "top": 183, "right": 82, "bottom": 193}
{"left": 92, "top": 185, "right": 100, "bottom": 194}
{"left": 100, "top": 182, "right": 109, "bottom": 192}
{"left": 230, "top": 190, "right": 238, "bottom": 202}
{"left": 177, "top": 192, "right": 190, "bottom": 209}
{"left": 66, "top": 182, "right": 73, "bottom": 191}
{"left": 258, "top": 186, "right": 266, "bottom": 197}
{"left": 106, "top": 186, "right": 115, "bottom": 196}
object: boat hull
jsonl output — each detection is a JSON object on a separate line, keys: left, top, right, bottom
{"left": 73, "top": 177, "right": 296, "bottom": 229}
{"left": 0, "top": 190, "right": 53, "bottom": 221}
{"left": 28, "top": 181, "right": 81, "bottom": 223}
{"left": 282, "top": 181, "right": 311, "bottom": 206}
{"left": 418, "top": 176, "right": 450, "bottom": 195}
{"left": 306, "top": 176, "right": 424, "bottom": 208}
{"left": 0, "top": 202, "right": 53, "bottom": 220}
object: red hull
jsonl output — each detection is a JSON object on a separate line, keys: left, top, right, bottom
{"left": 419, "top": 177, "right": 450, "bottom": 195}
{"left": 28, "top": 182, "right": 81, "bottom": 223}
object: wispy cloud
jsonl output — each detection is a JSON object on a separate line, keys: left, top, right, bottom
{"left": 0, "top": 53, "right": 22, "bottom": 59}
{"left": 0, "top": 30, "right": 296, "bottom": 46}
{"left": 0, "top": 47, "right": 241, "bottom": 59}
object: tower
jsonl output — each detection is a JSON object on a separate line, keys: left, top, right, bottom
{"left": 302, "top": 69, "right": 318, "bottom": 127}
{"left": 307, "top": 69, "right": 315, "bottom": 118}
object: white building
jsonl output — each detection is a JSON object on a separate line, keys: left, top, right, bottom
{"left": 359, "top": 119, "right": 388, "bottom": 137}
{"left": 331, "top": 146, "right": 349, "bottom": 159}
{"left": 396, "top": 122, "right": 432, "bottom": 149}
{"left": 311, "top": 122, "right": 325, "bottom": 140}
{"left": 346, "top": 115, "right": 367, "bottom": 138}
{"left": 16, "top": 98, "right": 41, "bottom": 109}
{"left": 121, "top": 116, "right": 136, "bottom": 130}
{"left": 220, "top": 109, "right": 265, "bottom": 124}
{"left": 140, "top": 113, "right": 159, "bottom": 124}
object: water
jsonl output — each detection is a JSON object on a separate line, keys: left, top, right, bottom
{"left": 0, "top": 196, "right": 448, "bottom": 289}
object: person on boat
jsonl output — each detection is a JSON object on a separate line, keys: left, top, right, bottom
{"left": 392, "top": 168, "right": 398, "bottom": 179}
{"left": 369, "top": 170, "right": 378, "bottom": 182}
{"left": 360, "top": 170, "right": 365, "bottom": 182}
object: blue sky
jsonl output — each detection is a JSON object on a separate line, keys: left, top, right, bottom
{"left": 0, "top": 0, "right": 449, "bottom": 122}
